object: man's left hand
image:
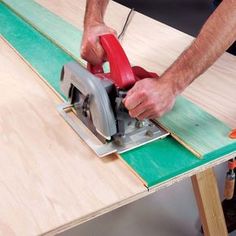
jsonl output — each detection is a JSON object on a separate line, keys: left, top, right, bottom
{"left": 123, "top": 78, "right": 176, "bottom": 120}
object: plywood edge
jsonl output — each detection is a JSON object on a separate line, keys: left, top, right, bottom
{"left": 203, "top": 141, "right": 236, "bottom": 160}
{"left": 149, "top": 151, "right": 236, "bottom": 192}
{"left": 42, "top": 189, "right": 149, "bottom": 236}
{"left": 2, "top": 2, "right": 236, "bottom": 189}
{"left": 117, "top": 153, "right": 148, "bottom": 187}
{"left": 44, "top": 152, "right": 235, "bottom": 235}
{"left": 156, "top": 120, "right": 236, "bottom": 161}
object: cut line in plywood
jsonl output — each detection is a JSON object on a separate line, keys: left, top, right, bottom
{"left": 1, "top": 2, "right": 236, "bottom": 188}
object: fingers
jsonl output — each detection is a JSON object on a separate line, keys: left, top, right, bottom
{"left": 123, "top": 89, "right": 145, "bottom": 110}
{"left": 134, "top": 99, "right": 175, "bottom": 120}
{"left": 128, "top": 100, "right": 152, "bottom": 118}
{"left": 136, "top": 109, "right": 156, "bottom": 120}
{"left": 123, "top": 78, "right": 176, "bottom": 120}
{"left": 124, "top": 82, "right": 148, "bottom": 117}
{"left": 128, "top": 103, "right": 162, "bottom": 120}
{"left": 81, "top": 24, "right": 117, "bottom": 65}
{"left": 81, "top": 37, "right": 105, "bottom": 65}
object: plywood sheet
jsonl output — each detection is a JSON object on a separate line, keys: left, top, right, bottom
{"left": 1, "top": 2, "right": 236, "bottom": 189}
{"left": 0, "top": 2, "right": 236, "bottom": 234}
{"left": 2, "top": 0, "right": 235, "bottom": 158}
{"left": 0, "top": 35, "right": 146, "bottom": 235}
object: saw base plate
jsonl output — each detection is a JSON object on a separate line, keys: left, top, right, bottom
{"left": 58, "top": 102, "right": 169, "bottom": 157}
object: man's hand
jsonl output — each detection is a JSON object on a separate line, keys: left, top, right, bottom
{"left": 124, "top": 78, "right": 176, "bottom": 120}
{"left": 81, "top": 23, "right": 116, "bottom": 65}
{"left": 124, "top": 0, "right": 236, "bottom": 120}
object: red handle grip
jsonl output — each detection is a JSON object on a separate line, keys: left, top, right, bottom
{"left": 88, "top": 34, "right": 136, "bottom": 89}
{"left": 87, "top": 34, "right": 159, "bottom": 88}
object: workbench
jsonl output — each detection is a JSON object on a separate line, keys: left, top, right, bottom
{"left": 0, "top": 0, "right": 236, "bottom": 235}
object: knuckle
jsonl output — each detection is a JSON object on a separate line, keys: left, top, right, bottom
{"left": 166, "top": 106, "right": 172, "bottom": 113}
{"left": 140, "top": 90, "right": 147, "bottom": 98}
{"left": 154, "top": 108, "right": 161, "bottom": 118}
{"left": 81, "top": 53, "right": 87, "bottom": 61}
{"left": 129, "top": 111, "right": 135, "bottom": 118}
{"left": 147, "top": 101, "right": 155, "bottom": 108}
{"left": 87, "top": 35, "right": 94, "bottom": 43}
{"left": 124, "top": 99, "right": 131, "bottom": 108}
{"left": 137, "top": 116, "right": 143, "bottom": 121}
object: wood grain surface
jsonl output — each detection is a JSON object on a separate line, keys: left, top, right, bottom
{"left": 2, "top": 0, "right": 236, "bottom": 177}
{"left": 0, "top": 37, "right": 146, "bottom": 235}
{"left": 192, "top": 169, "right": 228, "bottom": 236}
{"left": 158, "top": 96, "right": 235, "bottom": 158}
{"left": 3, "top": 0, "right": 235, "bottom": 158}
{"left": 1, "top": 3, "right": 235, "bottom": 192}
{"left": 2, "top": 1, "right": 235, "bottom": 189}
{"left": 0, "top": 1, "right": 236, "bottom": 234}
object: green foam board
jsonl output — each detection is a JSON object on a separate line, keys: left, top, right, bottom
{"left": 0, "top": 2, "right": 73, "bottom": 96}
{"left": 1, "top": 0, "right": 82, "bottom": 59}
{"left": 1, "top": 3, "right": 235, "bottom": 188}
{"left": 158, "top": 96, "right": 236, "bottom": 157}
{"left": 122, "top": 136, "right": 236, "bottom": 187}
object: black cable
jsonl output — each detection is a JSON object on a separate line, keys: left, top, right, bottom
{"left": 118, "top": 8, "right": 135, "bottom": 40}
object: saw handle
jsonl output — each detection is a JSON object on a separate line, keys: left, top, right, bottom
{"left": 87, "top": 34, "right": 136, "bottom": 89}
{"left": 87, "top": 34, "right": 159, "bottom": 88}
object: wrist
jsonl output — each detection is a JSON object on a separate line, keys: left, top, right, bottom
{"left": 160, "top": 52, "right": 197, "bottom": 96}
{"left": 84, "top": 16, "right": 104, "bottom": 29}
{"left": 160, "top": 72, "right": 184, "bottom": 97}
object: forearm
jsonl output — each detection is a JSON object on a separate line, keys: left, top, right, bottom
{"left": 162, "top": 0, "right": 236, "bottom": 96}
{"left": 84, "top": 0, "right": 109, "bottom": 28}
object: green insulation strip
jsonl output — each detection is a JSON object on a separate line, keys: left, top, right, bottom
{"left": 0, "top": 3, "right": 235, "bottom": 188}
{"left": 0, "top": 2, "right": 73, "bottom": 96}
{"left": 158, "top": 96, "right": 236, "bottom": 157}
{"left": 1, "top": 0, "right": 82, "bottom": 60}
{"left": 122, "top": 136, "right": 236, "bottom": 187}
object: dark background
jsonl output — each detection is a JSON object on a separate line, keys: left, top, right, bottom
{"left": 115, "top": 0, "right": 213, "bottom": 36}
{"left": 114, "top": 0, "right": 236, "bottom": 55}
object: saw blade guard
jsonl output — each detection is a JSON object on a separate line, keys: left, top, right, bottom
{"left": 60, "top": 62, "right": 117, "bottom": 139}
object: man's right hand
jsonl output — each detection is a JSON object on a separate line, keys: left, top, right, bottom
{"left": 81, "top": 23, "right": 116, "bottom": 65}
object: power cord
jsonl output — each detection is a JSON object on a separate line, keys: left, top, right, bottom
{"left": 118, "top": 8, "right": 135, "bottom": 40}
